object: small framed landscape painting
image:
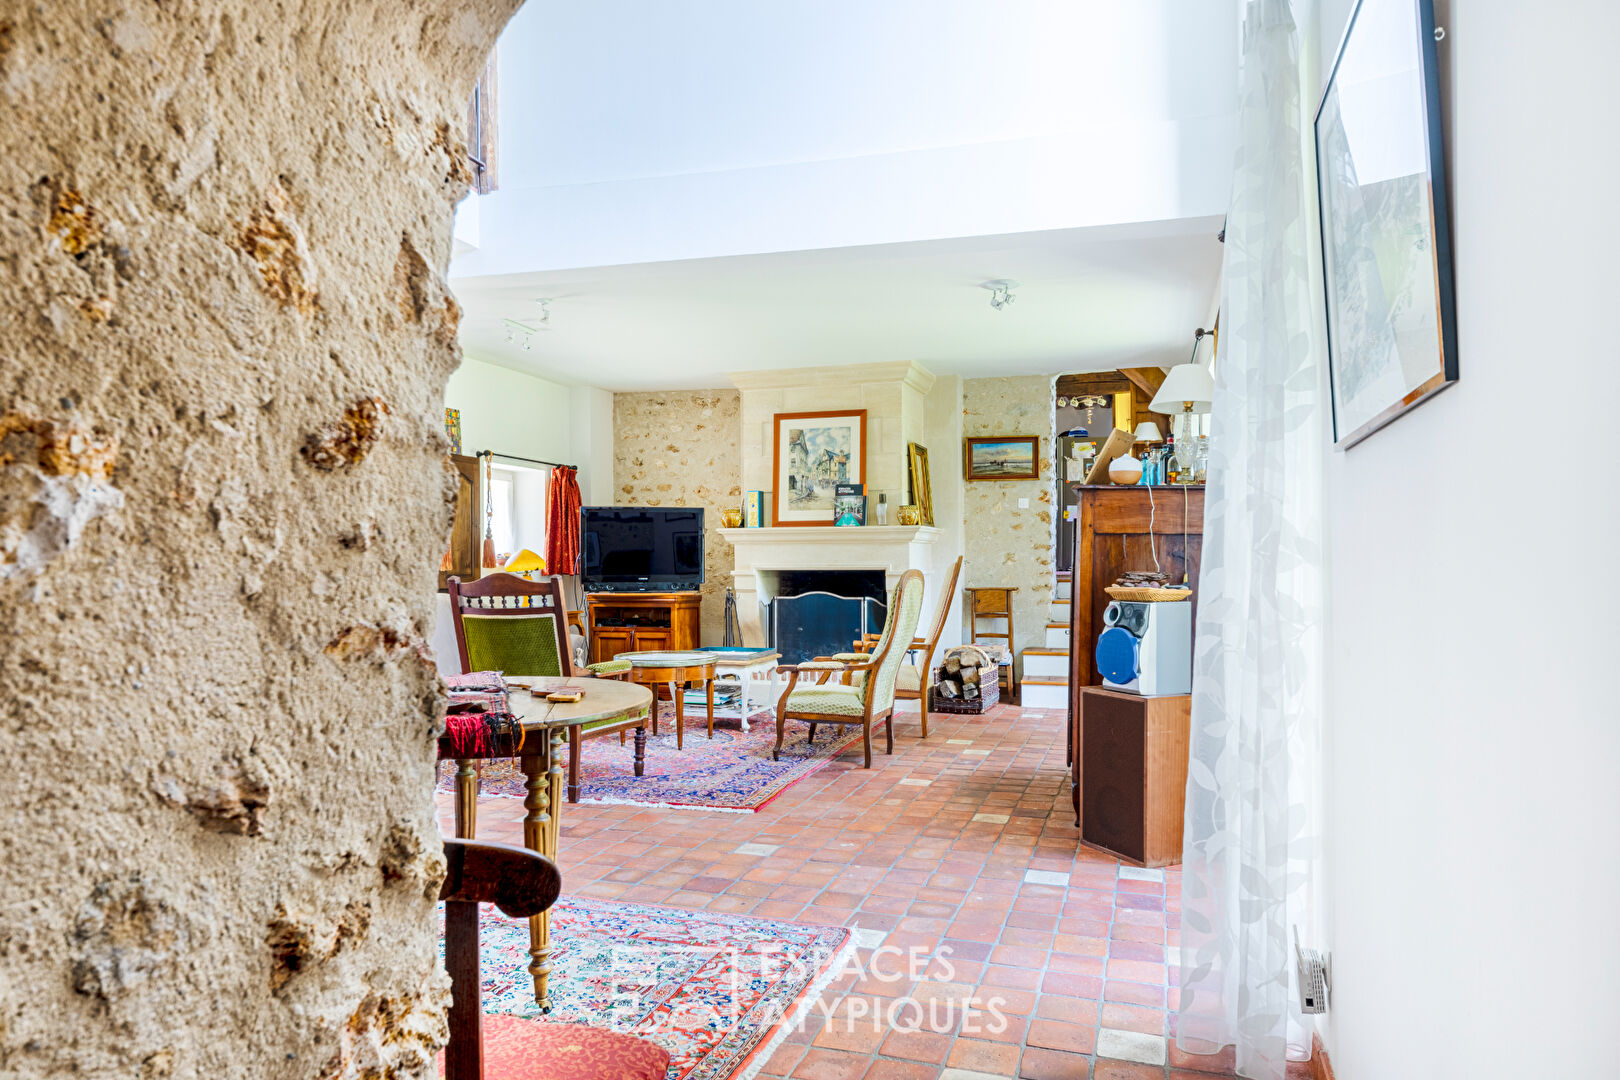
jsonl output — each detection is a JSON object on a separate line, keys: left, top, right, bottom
{"left": 1315, "top": 0, "right": 1457, "bottom": 447}
{"left": 964, "top": 436, "right": 1039, "bottom": 481}
{"left": 772, "top": 410, "right": 867, "bottom": 526}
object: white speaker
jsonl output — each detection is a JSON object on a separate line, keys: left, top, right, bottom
{"left": 1095, "top": 600, "right": 1192, "bottom": 696}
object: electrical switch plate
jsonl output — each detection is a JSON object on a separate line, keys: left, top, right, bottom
{"left": 1018, "top": 498, "right": 1029, "bottom": 509}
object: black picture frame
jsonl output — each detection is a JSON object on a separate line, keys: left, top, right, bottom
{"left": 1314, "top": 0, "right": 1458, "bottom": 448}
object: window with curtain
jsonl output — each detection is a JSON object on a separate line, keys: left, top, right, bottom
{"left": 489, "top": 463, "right": 549, "bottom": 567}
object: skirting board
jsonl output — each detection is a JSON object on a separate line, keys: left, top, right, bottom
{"left": 1311, "top": 1031, "right": 1336, "bottom": 1080}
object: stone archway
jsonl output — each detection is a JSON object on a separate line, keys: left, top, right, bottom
{"left": 0, "top": 1, "right": 521, "bottom": 1075}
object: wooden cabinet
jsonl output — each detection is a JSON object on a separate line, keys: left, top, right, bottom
{"left": 1073, "top": 686, "right": 1190, "bottom": 867}
{"left": 1067, "top": 485, "right": 1203, "bottom": 692}
{"left": 585, "top": 593, "right": 702, "bottom": 664}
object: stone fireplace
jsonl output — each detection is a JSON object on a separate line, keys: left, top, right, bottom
{"left": 719, "top": 524, "right": 942, "bottom": 648}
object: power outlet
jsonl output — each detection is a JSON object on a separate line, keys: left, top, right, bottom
{"left": 1018, "top": 498, "right": 1029, "bottom": 509}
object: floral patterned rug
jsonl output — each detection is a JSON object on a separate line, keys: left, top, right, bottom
{"left": 463, "top": 897, "right": 851, "bottom": 1080}
{"left": 438, "top": 703, "right": 862, "bottom": 812}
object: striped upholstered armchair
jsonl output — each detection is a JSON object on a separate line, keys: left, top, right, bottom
{"left": 771, "top": 569, "right": 926, "bottom": 768}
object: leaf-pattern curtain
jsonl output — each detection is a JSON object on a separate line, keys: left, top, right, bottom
{"left": 1176, "top": 1, "right": 1325, "bottom": 1077}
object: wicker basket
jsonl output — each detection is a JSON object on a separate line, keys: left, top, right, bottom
{"left": 1104, "top": 586, "right": 1193, "bottom": 603}
{"left": 929, "top": 665, "right": 1001, "bottom": 714}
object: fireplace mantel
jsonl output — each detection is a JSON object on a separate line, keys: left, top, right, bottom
{"left": 719, "top": 526, "right": 942, "bottom": 647}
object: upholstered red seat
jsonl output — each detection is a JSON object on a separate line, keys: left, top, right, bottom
{"left": 439, "top": 1015, "right": 670, "bottom": 1080}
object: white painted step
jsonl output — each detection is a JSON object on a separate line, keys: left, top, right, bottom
{"left": 1044, "top": 623, "right": 1070, "bottom": 649}
{"left": 1021, "top": 648, "right": 1069, "bottom": 678}
{"left": 1049, "top": 598, "right": 1071, "bottom": 622}
{"left": 1055, "top": 578, "right": 1072, "bottom": 601}
{"left": 1021, "top": 678, "right": 1069, "bottom": 709}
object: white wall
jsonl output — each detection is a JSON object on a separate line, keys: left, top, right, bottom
{"left": 453, "top": 0, "right": 1238, "bottom": 276}
{"left": 1312, "top": 2, "right": 1620, "bottom": 1077}
{"left": 924, "top": 374, "right": 966, "bottom": 653}
{"left": 445, "top": 355, "right": 574, "bottom": 465}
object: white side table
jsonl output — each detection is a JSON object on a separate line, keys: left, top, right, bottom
{"left": 705, "top": 648, "right": 782, "bottom": 732}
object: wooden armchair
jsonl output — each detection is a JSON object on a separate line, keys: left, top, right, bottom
{"left": 772, "top": 569, "right": 927, "bottom": 768}
{"left": 448, "top": 573, "right": 647, "bottom": 803}
{"left": 440, "top": 839, "right": 669, "bottom": 1080}
{"left": 845, "top": 555, "right": 962, "bottom": 739}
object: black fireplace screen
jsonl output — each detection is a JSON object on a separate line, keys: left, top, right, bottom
{"left": 769, "top": 591, "right": 887, "bottom": 664}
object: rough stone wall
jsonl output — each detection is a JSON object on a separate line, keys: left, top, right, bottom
{"left": 0, "top": 2, "right": 518, "bottom": 1077}
{"left": 613, "top": 390, "right": 742, "bottom": 643}
{"left": 962, "top": 376, "right": 1057, "bottom": 668}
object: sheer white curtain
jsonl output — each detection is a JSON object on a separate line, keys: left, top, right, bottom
{"left": 1176, "top": 1, "right": 1324, "bottom": 1078}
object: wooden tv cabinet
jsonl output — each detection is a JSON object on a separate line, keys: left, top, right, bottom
{"left": 585, "top": 592, "right": 702, "bottom": 664}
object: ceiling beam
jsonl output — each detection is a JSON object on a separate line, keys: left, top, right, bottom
{"left": 1119, "top": 367, "right": 1166, "bottom": 401}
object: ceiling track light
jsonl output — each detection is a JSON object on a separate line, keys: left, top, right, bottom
{"left": 982, "top": 279, "right": 1020, "bottom": 310}
{"left": 502, "top": 299, "right": 553, "bottom": 351}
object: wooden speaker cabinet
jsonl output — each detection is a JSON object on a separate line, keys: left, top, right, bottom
{"left": 1074, "top": 686, "right": 1190, "bottom": 867}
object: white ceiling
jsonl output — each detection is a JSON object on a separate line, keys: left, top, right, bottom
{"left": 452, "top": 216, "right": 1225, "bottom": 390}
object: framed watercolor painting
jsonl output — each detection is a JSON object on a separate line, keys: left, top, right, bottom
{"left": 1315, "top": 0, "right": 1457, "bottom": 447}
{"left": 772, "top": 410, "right": 866, "bottom": 526}
{"left": 964, "top": 436, "right": 1040, "bottom": 481}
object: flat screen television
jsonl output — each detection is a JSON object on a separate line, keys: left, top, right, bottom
{"left": 580, "top": 507, "right": 705, "bottom": 593}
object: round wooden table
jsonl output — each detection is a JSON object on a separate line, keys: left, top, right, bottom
{"left": 615, "top": 650, "right": 719, "bottom": 749}
{"left": 438, "top": 676, "right": 652, "bottom": 1013}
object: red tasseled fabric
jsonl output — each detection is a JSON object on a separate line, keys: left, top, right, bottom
{"left": 443, "top": 713, "right": 491, "bottom": 757}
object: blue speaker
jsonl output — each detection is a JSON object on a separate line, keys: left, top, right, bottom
{"left": 1096, "top": 600, "right": 1192, "bottom": 696}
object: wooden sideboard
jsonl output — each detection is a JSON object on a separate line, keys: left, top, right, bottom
{"left": 1066, "top": 485, "right": 1204, "bottom": 692}
{"left": 585, "top": 592, "right": 702, "bottom": 664}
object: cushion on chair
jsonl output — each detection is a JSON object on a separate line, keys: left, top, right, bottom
{"left": 586, "top": 658, "right": 633, "bottom": 676}
{"left": 783, "top": 685, "right": 866, "bottom": 716}
{"left": 461, "top": 613, "right": 564, "bottom": 678}
{"left": 439, "top": 1014, "right": 670, "bottom": 1080}
{"left": 896, "top": 665, "right": 922, "bottom": 692}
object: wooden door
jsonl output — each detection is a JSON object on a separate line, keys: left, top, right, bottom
{"left": 633, "top": 629, "right": 672, "bottom": 652}
{"left": 592, "top": 628, "right": 633, "bottom": 664}
{"left": 440, "top": 454, "right": 483, "bottom": 592}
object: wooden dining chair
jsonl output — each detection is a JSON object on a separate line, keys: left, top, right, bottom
{"left": 844, "top": 555, "right": 962, "bottom": 739}
{"left": 439, "top": 838, "right": 670, "bottom": 1080}
{"left": 447, "top": 573, "right": 646, "bottom": 803}
{"left": 772, "top": 569, "right": 926, "bottom": 768}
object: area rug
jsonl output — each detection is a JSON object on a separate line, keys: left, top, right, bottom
{"left": 467, "top": 897, "right": 852, "bottom": 1080}
{"left": 438, "top": 702, "right": 862, "bottom": 812}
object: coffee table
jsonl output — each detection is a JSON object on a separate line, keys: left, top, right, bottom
{"left": 438, "top": 676, "right": 652, "bottom": 1014}
{"left": 706, "top": 647, "right": 783, "bottom": 731}
{"left": 616, "top": 650, "right": 718, "bottom": 749}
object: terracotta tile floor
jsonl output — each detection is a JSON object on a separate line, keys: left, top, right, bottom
{"left": 437, "top": 702, "right": 1309, "bottom": 1080}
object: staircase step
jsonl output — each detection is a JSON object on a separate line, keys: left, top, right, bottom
{"left": 1021, "top": 650, "right": 1069, "bottom": 678}
{"left": 1044, "top": 625, "right": 1071, "bottom": 649}
{"left": 1020, "top": 679, "right": 1069, "bottom": 709}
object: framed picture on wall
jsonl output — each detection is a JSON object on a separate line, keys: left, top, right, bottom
{"left": 964, "top": 436, "right": 1040, "bottom": 481}
{"left": 907, "top": 442, "right": 934, "bottom": 526}
{"left": 1315, "top": 0, "right": 1457, "bottom": 447}
{"left": 772, "top": 410, "right": 867, "bottom": 526}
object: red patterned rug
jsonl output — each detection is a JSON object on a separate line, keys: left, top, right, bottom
{"left": 438, "top": 702, "right": 862, "bottom": 812}
{"left": 461, "top": 897, "right": 852, "bottom": 1080}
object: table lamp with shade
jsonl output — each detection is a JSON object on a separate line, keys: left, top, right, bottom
{"left": 1149, "top": 346, "right": 1214, "bottom": 485}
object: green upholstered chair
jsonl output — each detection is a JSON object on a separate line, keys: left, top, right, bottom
{"left": 771, "top": 568, "right": 927, "bottom": 768}
{"left": 447, "top": 573, "right": 645, "bottom": 802}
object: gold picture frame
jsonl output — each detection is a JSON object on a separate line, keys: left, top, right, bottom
{"left": 907, "top": 442, "right": 934, "bottom": 526}
{"left": 964, "top": 436, "right": 1040, "bottom": 481}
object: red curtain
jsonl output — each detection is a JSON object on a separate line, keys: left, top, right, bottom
{"left": 544, "top": 466, "right": 582, "bottom": 576}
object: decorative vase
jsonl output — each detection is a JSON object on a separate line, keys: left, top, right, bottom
{"left": 897, "top": 504, "right": 921, "bottom": 526}
{"left": 720, "top": 508, "right": 743, "bottom": 529}
{"left": 1108, "top": 451, "right": 1144, "bottom": 485}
